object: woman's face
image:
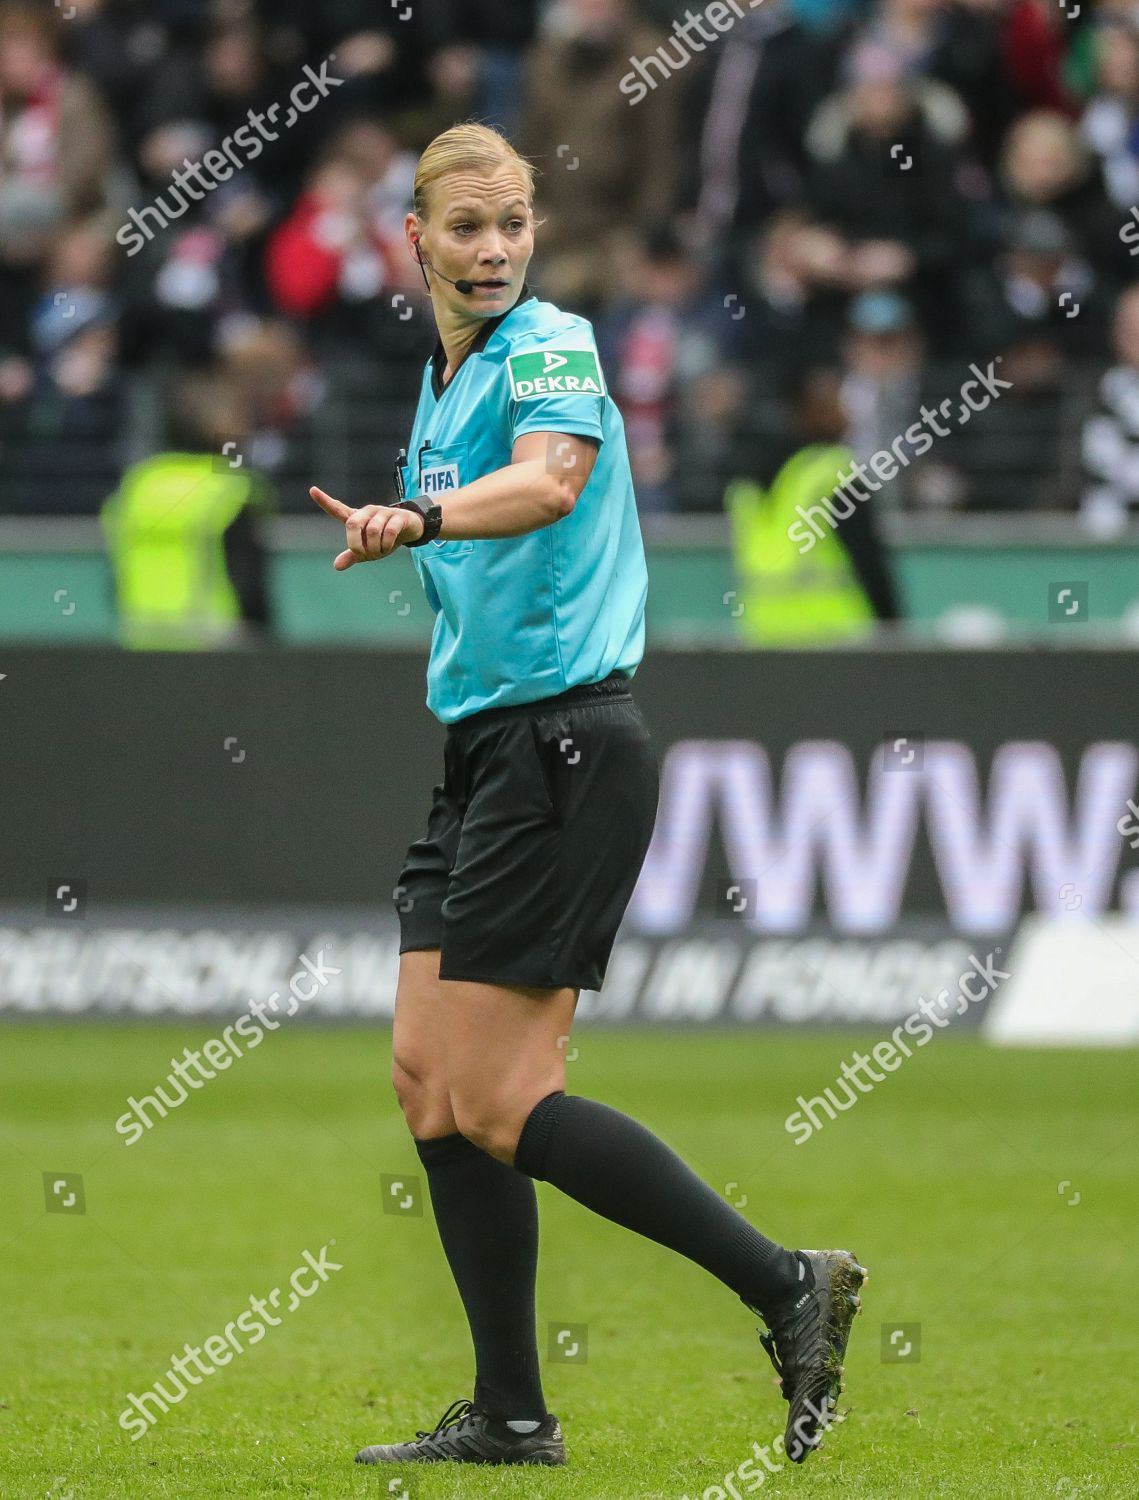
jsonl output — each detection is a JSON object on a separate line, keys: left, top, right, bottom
{"left": 414, "top": 167, "right": 534, "bottom": 314}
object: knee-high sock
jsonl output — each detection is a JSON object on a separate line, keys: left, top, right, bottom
{"left": 415, "top": 1131, "right": 547, "bottom": 1421}
{"left": 513, "top": 1092, "right": 801, "bottom": 1313}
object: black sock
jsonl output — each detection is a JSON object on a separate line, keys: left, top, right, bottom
{"left": 513, "top": 1092, "right": 801, "bottom": 1313}
{"left": 415, "top": 1132, "right": 548, "bottom": 1422}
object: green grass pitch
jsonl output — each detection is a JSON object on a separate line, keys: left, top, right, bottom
{"left": 2, "top": 1021, "right": 1137, "bottom": 1498}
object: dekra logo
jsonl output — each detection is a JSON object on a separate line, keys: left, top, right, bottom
{"left": 507, "top": 348, "right": 606, "bottom": 401}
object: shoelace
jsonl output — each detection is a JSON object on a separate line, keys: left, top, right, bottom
{"left": 415, "top": 1397, "right": 475, "bottom": 1441}
{"left": 759, "top": 1292, "right": 820, "bottom": 1395}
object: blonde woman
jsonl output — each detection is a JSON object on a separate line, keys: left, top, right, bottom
{"left": 309, "top": 122, "right": 866, "bottom": 1471}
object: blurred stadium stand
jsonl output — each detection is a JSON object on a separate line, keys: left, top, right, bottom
{"left": 1, "top": 0, "right": 1138, "bottom": 636}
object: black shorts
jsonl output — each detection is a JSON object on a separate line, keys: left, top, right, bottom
{"left": 393, "top": 671, "right": 660, "bottom": 991}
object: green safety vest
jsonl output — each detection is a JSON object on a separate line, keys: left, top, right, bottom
{"left": 725, "top": 444, "right": 875, "bottom": 644}
{"left": 101, "top": 453, "right": 265, "bottom": 650}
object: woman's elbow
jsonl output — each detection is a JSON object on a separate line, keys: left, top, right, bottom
{"left": 544, "top": 474, "right": 578, "bottom": 521}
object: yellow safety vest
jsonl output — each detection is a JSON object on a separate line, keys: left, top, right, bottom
{"left": 725, "top": 444, "right": 875, "bottom": 644}
{"left": 101, "top": 453, "right": 264, "bottom": 650}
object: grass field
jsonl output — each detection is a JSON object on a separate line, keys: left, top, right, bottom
{"left": 1, "top": 1020, "right": 1137, "bottom": 1499}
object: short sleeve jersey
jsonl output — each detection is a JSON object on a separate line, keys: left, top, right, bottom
{"left": 398, "top": 284, "right": 648, "bottom": 724}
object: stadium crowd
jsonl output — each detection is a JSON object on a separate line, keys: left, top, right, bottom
{"left": 2, "top": 0, "right": 1139, "bottom": 521}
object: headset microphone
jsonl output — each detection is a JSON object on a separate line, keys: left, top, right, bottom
{"left": 413, "top": 239, "right": 475, "bottom": 295}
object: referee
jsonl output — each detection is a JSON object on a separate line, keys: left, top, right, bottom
{"left": 309, "top": 123, "right": 867, "bottom": 1471}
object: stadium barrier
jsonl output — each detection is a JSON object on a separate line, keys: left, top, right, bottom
{"left": 2, "top": 646, "right": 1136, "bottom": 1039}
{"left": 3, "top": 514, "right": 1139, "bottom": 642}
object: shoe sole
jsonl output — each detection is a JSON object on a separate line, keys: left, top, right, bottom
{"left": 785, "top": 1249, "right": 869, "bottom": 1463}
{"left": 356, "top": 1444, "right": 566, "bottom": 1466}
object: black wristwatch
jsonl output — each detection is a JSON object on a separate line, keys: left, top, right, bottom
{"left": 392, "top": 497, "right": 443, "bottom": 546}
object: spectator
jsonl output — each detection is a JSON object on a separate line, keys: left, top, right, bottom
{"left": 1081, "top": 283, "right": 1139, "bottom": 535}
{"left": 959, "top": 207, "right": 1113, "bottom": 363}
{"left": 723, "top": 208, "right": 852, "bottom": 399}
{"left": 996, "top": 109, "right": 1134, "bottom": 281}
{"left": 724, "top": 363, "right": 901, "bottom": 643}
{"left": 803, "top": 40, "right": 972, "bottom": 351}
{"left": 595, "top": 222, "right": 721, "bottom": 513}
{"left": 264, "top": 119, "right": 426, "bottom": 366}
{"left": 1, "top": 220, "right": 123, "bottom": 515}
{"left": 861, "top": 0, "right": 1014, "bottom": 166}
{"left": 1000, "top": 0, "right": 1077, "bottom": 118}
{"left": 682, "top": 0, "right": 841, "bottom": 288}
{"left": 0, "top": 4, "right": 116, "bottom": 352}
{"left": 216, "top": 317, "right": 325, "bottom": 513}
{"left": 517, "top": 0, "right": 680, "bottom": 317}
{"left": 841, "top": 289, "right": 924, "bottom": 509}
{"left": 1080, "top": 16, "right": 1139, "bottom": 212}
{"left": 422, "top": 1, "right": 540, "bottom": 138}
{"left": 101, "top": 372, "right": 275, "bottom": 648}
{"left": 117, "top": 120, "right": 241, "bottom": 369}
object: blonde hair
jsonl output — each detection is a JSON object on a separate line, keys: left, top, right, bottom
{"left": 413, "top": 122, "right": 543, "bottom": 228}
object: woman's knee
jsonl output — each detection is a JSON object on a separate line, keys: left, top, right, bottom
{"left": 448, "top": 1075, "right": 561, "bottom": 1163}
{"left": 391, "top": 1055, "right": 456, "bottom": 1138}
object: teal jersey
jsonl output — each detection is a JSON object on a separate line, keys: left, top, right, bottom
{"left": 398, "top": 284, "right": 648, "bottom": 724}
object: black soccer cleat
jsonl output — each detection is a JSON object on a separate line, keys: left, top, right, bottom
{"left": 354, "top": 1397, "right": 566, "bottom": 1466}
{"left": 744, "top": 1248, "right": 869, "bottom": 1464}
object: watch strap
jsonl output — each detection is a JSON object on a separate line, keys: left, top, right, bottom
{"left": 394, "top": 497, "right": 443, "bottom": 547}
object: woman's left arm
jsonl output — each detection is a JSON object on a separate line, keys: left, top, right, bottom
{"left": 309, "top": 432, "right": 599, "bottom": 567}
{"left": 437, "top": 431, "right": 599, "bottom": 541}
